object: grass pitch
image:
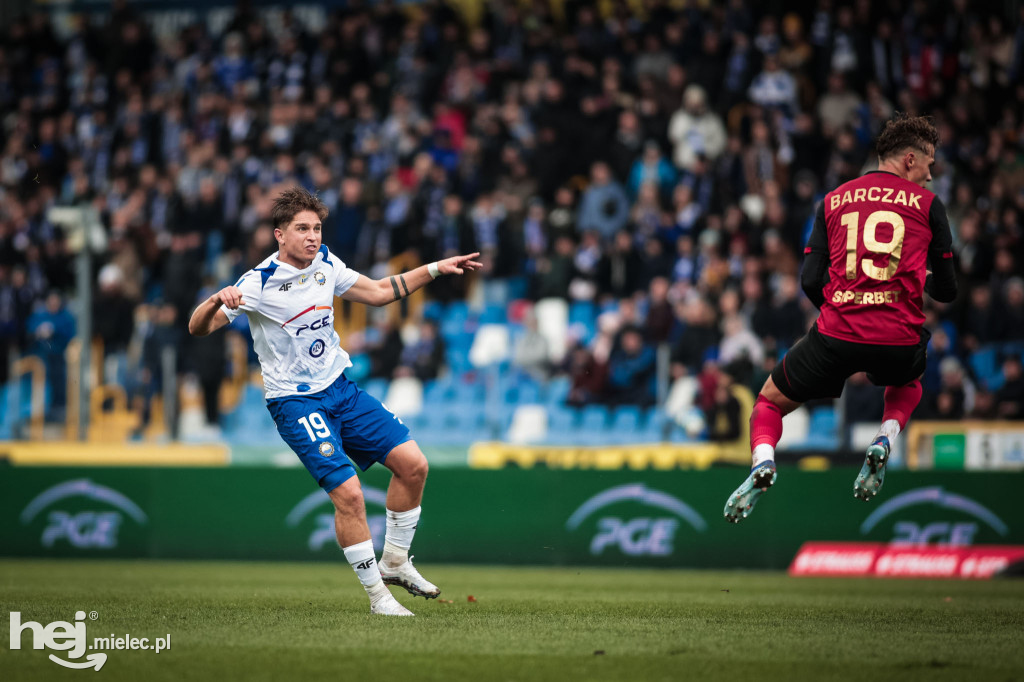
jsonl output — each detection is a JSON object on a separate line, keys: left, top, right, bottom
{"left": 2, "top": 560, "right": 1023, "bottom": 682}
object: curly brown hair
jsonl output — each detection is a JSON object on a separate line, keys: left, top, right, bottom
{"left": 271, "top": 187, "right": 329, "bottom": 230}
{"left": 876, "top": 113, "right": 939, "bottom": 161}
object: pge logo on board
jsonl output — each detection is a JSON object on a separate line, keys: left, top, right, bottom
{"left": 566, "top": 483, "right": 707, "bottom": 557}
{"left": 19, "top": 479, "right": 148, "bottom": 550}
{"left": 860, "top": 486, "right": 1010, "bottom": 546}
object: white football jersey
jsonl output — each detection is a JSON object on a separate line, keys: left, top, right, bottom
{"left": 221, "top": 245, "right": 360, "bottom": 399}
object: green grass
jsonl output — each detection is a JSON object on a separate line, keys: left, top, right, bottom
{"left": 2, "top": 560, "right": 1023, "bottom": 682}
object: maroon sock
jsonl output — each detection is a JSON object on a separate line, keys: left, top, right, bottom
{"left": 750, "top": 395, "right": 784, "bottom": 451}
{"left": 882, "top": 380, "right": 923, "bottom": 430}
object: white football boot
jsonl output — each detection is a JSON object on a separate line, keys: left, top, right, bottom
{"left": 379, "top": 556, "right": 441, "bottom": 599}
{"left": 369, "top": 592, "right": 414, "bottom": 616}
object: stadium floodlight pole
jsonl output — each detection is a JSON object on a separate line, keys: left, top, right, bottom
{"left": 48, "top": 206, "right": 106, "bottom": 440}
{"left": 161, "top": 346, "right": 177, "bottom": 440}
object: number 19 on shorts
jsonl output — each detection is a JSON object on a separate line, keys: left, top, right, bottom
{"left": 298, "top": 413, "right": 331, "bottom": 441}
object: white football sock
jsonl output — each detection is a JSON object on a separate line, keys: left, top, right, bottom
{"left": 875, "top": 419, "right": 901, "bottom": 443}
{"left": 382, "top": 506, "right": 420, "bottom": 567}
{"left": 343, "top": 539, "right": 385, "bottom": 600}
{"left": 752, "top": 444, "right": 775, "bottom": 468}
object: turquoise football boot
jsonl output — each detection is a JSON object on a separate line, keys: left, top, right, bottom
{"left": 854, "top": 436, "right": 890, "bottom": 501}
{"left": 724, "top": 461, "right": 777, "bottom": 523}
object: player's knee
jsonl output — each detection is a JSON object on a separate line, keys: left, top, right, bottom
{"left": 404, "top": 453, "right": 428, "bottom": 485}
{"left": 330, "top": 482, "right": 365, "bottom": 515}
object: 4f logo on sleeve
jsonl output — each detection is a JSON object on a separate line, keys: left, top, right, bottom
{"left": 278, "top": 282, "right": 292, "bottom": 292}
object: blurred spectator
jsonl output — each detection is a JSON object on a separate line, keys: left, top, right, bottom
{"left": 132, "top": 303, "right": 180, "bottom": 430}
{"left": 367, "top": 320, "right": 404, "bottom": 380}
{"left": 606, "top": 327, "right": 656, "bottom": 406}
{"left": 93, "top": 264, "right": 136, "bottom": 357}
{"left": 598, "top": 231, "right": 643, "bottom": 299}
{"left": 628, "top": 142, "right": 676, "bottom": 200}
{"left": 705, "top": 374, "right": 743, "bottom": 442}
{"left": 747, "top": 53, "right": 798, "bottom": 117}
{"left": 818, "top": 72, "right": 863, "bottom": 138}
{"left": 671, "top": 298, "right": 719, "bottom": 377}
{"left": 399, "top": 321, "right": 445, "bottom": 382}
{"left": 719, "top": 314, "right": 765, "bottom": 368}
{"left": 998, "top": 278, "right": 1024, "bottom": 342}
{"left": 26, "top": 292, "right": 75, "bottom": 418}
{"left": 669, "top": 85, "right": 727, "bottom": 173}
{"left": 578, "top": 162, "right": 630, "bottom": 239}
{"left": 996, "top": 356, "right": 1024, "bottom": 419}
{"left": 511, "top": 309, "right": 550, "bottom": 382}
{"left": 565, "top": 344, "right": 607, "bottom": 408}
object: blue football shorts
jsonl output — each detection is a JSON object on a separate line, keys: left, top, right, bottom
{"left": 266, "top": 372, "right": 411, "bottom": 492}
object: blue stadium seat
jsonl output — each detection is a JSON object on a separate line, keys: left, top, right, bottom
{"left": 361, "top": 378, "right": 388, "bottom": 400}
{"left": 421, "top": 301, "right": 444, "bottom": 322}
{"left": 0, "top": 384, "right": 11, "bottom": 438}
{"left": 423, "top": 377, "right": 455, "bottom": 403}
{"left": 517, "top": 380, "right": 542, "bottom": 405}
{"left": 544, "top": 376, "right": 571, "bottom": 406}
{"left": 452, "top": 378, "right": 486, "bottom": 406}
{"left": 568, "top": 301, "right": 597, "bottom": 344}
{"left": 446, "top": 345, "right": 474, "bottom": 375}
{"left": 547, "top": 405, "right": 578, "bottom": 433}
{"left": 610, "top": 405, "right": 643, "bottom": 431}
{"left": 580, "top": 405, "right": 610, "bottom": 431}
{"left": 808, "top": 408, "right": 837, "bottom": 437}
{"left": 480, "top": 303, "right": 507, "bottom": 324}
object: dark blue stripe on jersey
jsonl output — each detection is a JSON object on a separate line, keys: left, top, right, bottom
{"left": 318, "top": 245, "right": 333, "bottom": 267}
{"left": 255, "top": 261, "right": 279, "bottom": 290}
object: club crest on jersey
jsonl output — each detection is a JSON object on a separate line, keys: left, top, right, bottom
{"left": 299, "top": 274, "right": 310, "bottom": 285}
{"left": 318, "top": 442, "right": 334, "bottom": 457}
{"left": 309, "top": 339, "right": 326, "bottom": 357}
{"left": 314, "top": 272, "right": 326, "bottom": 286}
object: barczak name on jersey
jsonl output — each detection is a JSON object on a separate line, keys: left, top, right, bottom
{"left": 221, "top": 245, "right": 359, "bottom": 398}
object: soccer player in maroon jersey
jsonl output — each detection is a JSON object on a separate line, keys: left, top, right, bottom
{"left": 724, "top": 114, "right": 958, "bottom": 523}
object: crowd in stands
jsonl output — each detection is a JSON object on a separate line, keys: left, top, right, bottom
{"left": 1, "top": 0, "right": 1023, "bottom": 436}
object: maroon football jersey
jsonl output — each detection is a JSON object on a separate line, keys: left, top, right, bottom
{"left": 814, "top": 172, "right": 938, "bottom": 345}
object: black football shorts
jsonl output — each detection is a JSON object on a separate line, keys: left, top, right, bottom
{"left": 771, "top": 324, "right": 929, "bottom": 403}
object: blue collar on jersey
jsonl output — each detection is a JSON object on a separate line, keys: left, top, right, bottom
{"left": 318, "top": 244, "right": 333, "bottom": 267}
{"left": 255, "top": 261, "right": 279, "bottom": 290}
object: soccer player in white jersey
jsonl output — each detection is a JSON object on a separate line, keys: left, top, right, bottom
{"left": 189, "top": 187, "right": 481, "bottom": 616}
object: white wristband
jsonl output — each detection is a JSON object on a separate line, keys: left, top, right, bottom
{"left": 427, "top": 262, "right": 440, "bottom": 279}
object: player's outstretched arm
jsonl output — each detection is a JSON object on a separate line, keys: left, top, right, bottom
{"left": 341, "top": 253, "right": 483, "bottom": 307}
{"left": 188, "top": 286, "right": 241, "bottom": 336}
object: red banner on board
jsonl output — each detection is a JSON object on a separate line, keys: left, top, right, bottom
{"left": 789, "top": 542, "right": 1024, "bottom": 579}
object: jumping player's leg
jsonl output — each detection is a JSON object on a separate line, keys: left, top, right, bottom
{"left": 328, "top": 478, "right": 413, "bottom": 616}
{"left": 725, "top": 327, "right": 846, "bottom": 523}
{"left": 750, "top": 376, "right": 802, "bottom": 466}
{"left": 855, "top": 378, "right": 924, "bottom": 501}
{"left": 879, "top": 379, "right": 923, "bottom": 444}
{"left": 856, "top": 330, "right": 929, "bottom": 501}
{"left": 724, "top": 376, "right": 802, "bottom": 523}
{"left": 378, "top": 441, "right": 440, "bottom": 598}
